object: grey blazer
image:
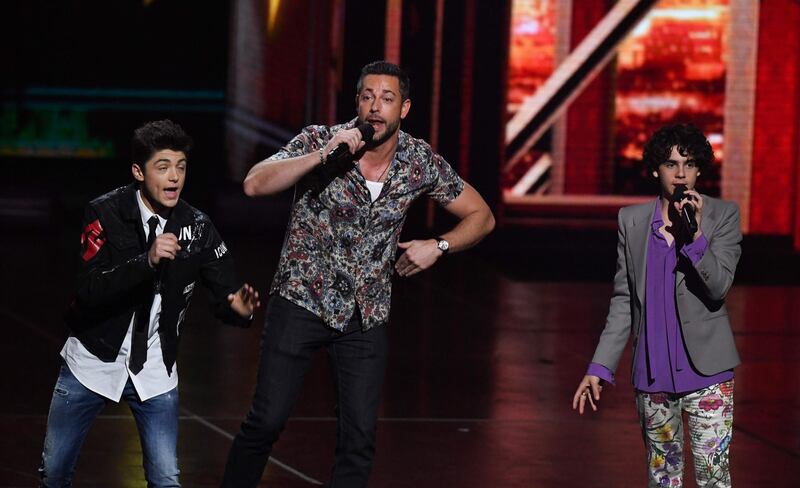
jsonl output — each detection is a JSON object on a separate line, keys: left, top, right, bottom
{"left": 591, "top": 196, "right": 742, "bottom": 380}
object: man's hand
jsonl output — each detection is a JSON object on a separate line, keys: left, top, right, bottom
{"left": 572, "top": 374, "right": 604, "bottom": 414}
{"left": 395, "top": 239, "right": 442, "bottom": 277}
{"left": 227, "top": 284, "right": 261, "bottom": 318}
{"left": 322, "top": 127, "right": 366, "bottom": 160}
{"left": 674, "top": 189, "right": 704, "bottom": 241}
{"left": 148, "top": 233, "right": 181, "bottom": 267}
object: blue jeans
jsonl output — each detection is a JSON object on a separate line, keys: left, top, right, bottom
{"left": 39, "top": 362, "right": 180, "bottom": 487}
{"left": 222, "top": 296, "right": 388, "bottom": 488}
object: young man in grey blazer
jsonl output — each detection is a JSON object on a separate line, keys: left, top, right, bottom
{"left": 572, "top": 124, "right": 742, "bottom": 487}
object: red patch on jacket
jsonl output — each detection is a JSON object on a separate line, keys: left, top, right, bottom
{"left": 81, "top": 219, "right": 105, "bottom": 261}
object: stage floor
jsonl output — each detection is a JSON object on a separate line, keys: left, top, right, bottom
{"left": 2, "top": 228, "right": 798, "bottom": 487}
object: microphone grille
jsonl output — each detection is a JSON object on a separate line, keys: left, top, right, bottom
{"left": 357, "top": 123, "right": 375, "bottom": 141}
{"left": 673, "top": 184, "right": 686, "bottom": 201}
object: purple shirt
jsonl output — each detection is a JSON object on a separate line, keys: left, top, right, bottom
{"left": 588, "top": 199, "right": 733, "bottom": 393}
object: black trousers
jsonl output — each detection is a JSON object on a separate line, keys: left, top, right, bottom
{"left": 222, "top": 296, "right": 388, "bottom": 488}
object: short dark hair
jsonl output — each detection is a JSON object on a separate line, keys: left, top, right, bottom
{"left": 356, "top": 60, "right": 411, "bottom": 101}
{"left": 131, "top": 119, "right": 193, "bottom": 167}
{"left": 642, "top": 123, "right": 713, "bottom": 173}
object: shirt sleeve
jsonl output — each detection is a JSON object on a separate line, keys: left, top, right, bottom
{"left": 587, "top": 362, "right": 616, "bottom": 385}
{"left": 680, "top": 233, "right": 708, "bottom": 265}
{"left": 267, "top": 125, "right": 329, "bottom": 161}
{"left": 426, "top": 153, "right": 465, "bottom": 206}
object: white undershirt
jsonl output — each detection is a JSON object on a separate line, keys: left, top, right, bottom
{"left": 365, "top": 180, "right": 384, "bottom": 202}
{"left": 60, "top": 190, "right": 178, "bottom": 402}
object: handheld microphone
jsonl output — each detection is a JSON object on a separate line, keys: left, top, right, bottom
{"left": 672, "top": 184, "right": 698, "bottom": 235}
{"left": 325, "top": 123, "right": 375, "bottom": 165}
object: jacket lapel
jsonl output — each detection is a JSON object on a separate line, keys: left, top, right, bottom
{"left": 629, "top": 201, "right": 656, "bottom": 304}
{"left": 118, "top": 184, "right": 147, "bottom": 250}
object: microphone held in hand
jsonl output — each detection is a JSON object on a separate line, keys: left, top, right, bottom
{"left": 325, "top": 123, "right": 375, "bottom": 165}
{"left": 672, "top": 184, "right": 698, "bottom": 235}
{"left": 310, "top": 123, "right": 376, "bottom": 197}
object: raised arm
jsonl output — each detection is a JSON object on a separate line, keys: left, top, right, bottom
{"left": 243, "top": 126, "right": 366, "bottom": 197}
{"left": 243, "top": 152, "right": 321, "bottom": 197}
{"left": 690, "top": 200, "right": 742, "bottom": 301}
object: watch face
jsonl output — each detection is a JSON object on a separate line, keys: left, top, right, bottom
{"left": 437, "top": 239, "right": 449, "bottom": 251}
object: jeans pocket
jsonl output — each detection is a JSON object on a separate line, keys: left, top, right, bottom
{"left": 54, "top": 364, "right": 75, "bottom": 397}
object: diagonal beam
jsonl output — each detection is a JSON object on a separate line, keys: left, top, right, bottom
{"left": 510, "top": 153, "right": 552, "bottom": 196}
{"left": 504, "top": 0, "right": 658, "bottom": 171}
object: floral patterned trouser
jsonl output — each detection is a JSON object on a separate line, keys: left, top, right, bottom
{"left": 635, "top": 380, "right": 734, "bottom": 487}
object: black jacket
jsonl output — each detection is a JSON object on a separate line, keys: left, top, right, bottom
{"left": 66, "top": 183, "right": 249, "bottom": 374}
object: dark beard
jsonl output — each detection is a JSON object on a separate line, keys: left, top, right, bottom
{"left": 358, "top": 118, "right": 400, "bottom": 149}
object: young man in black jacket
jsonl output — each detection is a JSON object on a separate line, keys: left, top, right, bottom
{"left": 39, "top": 120, "right": 260, "bottom": 487}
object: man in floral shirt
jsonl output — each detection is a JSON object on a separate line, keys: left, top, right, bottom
{"left": 222, "top": 61, "right": 495, "bottom": 487}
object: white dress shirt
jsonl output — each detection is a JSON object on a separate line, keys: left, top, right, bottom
{"left": 61, "top": 190, "right": 178, "bottom": 402}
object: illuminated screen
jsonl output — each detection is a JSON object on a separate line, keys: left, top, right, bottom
{"left": 506, "top": 0, "right": 556, "bottom": 117}
{"left": 614, "top": 0, "right": 729, "bottom": 195}
{"left": 0, "top": 108, "right": 115, "bottom": 159}
{"left": 504, "top": 0, "right": 556, "bottom": 192}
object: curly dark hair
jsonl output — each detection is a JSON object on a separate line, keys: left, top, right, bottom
{"left": 642, "top": 124, "right": 713, "bottom": 174}
{"left": 357, "top": 60, "right": 411, "bottom": 101}
{"left": 131, "top": 119, "right": 193, "bottom": 169}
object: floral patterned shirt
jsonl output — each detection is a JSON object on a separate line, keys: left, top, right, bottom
{"left": 268, "top": 119, "right": 465, "bottom": 331}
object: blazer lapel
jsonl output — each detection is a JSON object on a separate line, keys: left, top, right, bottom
{"left": 629, "top": 202, "right": 656, "bottom": 304}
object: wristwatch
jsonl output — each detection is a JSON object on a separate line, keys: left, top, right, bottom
{"left": 435, "top": 236, "right": 450, "bottom": 255}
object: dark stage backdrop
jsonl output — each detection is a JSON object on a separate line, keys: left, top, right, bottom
{"left": 2, "top": 0, "right": 231, "bottom": 211}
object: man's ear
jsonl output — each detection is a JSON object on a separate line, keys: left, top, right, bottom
{"left": 132, "top": 163, "right": 145, "bottom": 182}
{"left": 400, "top": 98, "right": 411, "bottom": 119}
